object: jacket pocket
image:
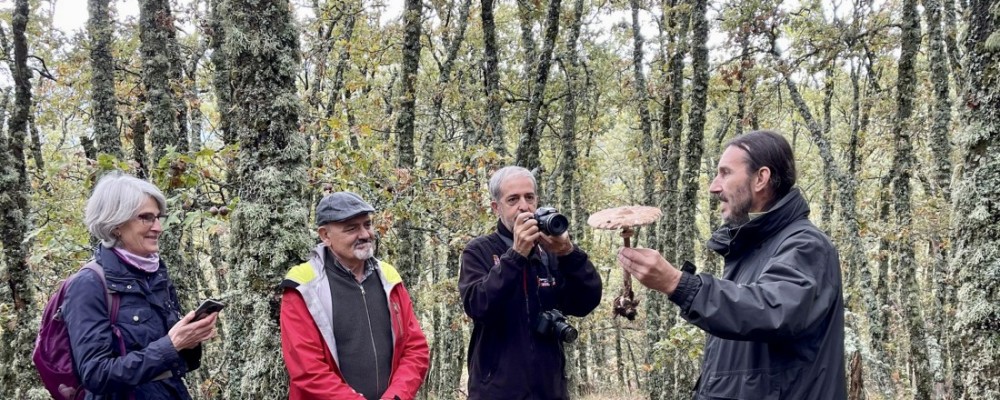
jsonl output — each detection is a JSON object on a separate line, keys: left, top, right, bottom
{"left": 391, "top": 300, "right": 403, "bottom": 340}
{"left": 698, "top": 369, "right": 781, "bottom": 400}
{"left": 118, "top": 307, "right": 159, "bottom": 350}
{"left": 473, "top": 327, "right": 499, "bottom": 384}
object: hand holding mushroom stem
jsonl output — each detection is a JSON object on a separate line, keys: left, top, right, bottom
{"left": 613, "top": 226, "right": 640, "bottom": 320}
{"left": 586, "top": 205, "right": 662, "bottom": 322}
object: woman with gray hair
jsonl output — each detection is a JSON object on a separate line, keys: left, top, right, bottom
{"left": 61, "top": 171, "right": 218, "bottom": 399}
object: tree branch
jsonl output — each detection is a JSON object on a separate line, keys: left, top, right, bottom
{"left": 28, "top": 55, "right": 56, "bottom": 81}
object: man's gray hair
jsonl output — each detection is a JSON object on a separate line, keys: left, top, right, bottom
{"left": 85, "top": 171, "right": 167, "bottom": 247}
{"left": 488, "top": 166, "right": 536, "bottom": 202}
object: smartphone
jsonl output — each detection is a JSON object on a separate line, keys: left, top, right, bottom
{"left": 192, "top": 299, "right": 226, "bottom": 321}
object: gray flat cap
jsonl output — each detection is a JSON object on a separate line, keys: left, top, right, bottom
{"left": 316, "top": 191, "right": 375, "bottom": 226}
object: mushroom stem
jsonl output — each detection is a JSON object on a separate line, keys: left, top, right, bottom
{"left": 614, "top": 227, "right": 639, "bottom": 320}
{"left": 621, "top": 227, "right": 634, "bottom": 291}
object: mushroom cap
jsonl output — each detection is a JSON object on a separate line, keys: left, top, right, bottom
{"left": 587, "top": 206, "right": 663, "bottom": 230}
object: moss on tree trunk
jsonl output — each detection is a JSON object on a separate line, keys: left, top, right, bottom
{"left": 220, "top": 0, "right": 312, "bottom": 397}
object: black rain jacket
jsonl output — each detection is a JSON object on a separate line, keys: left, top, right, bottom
{"left": 459, "top": 220, "right": 603, "bottom": 400}
{"left": 669, "top": 188, "right": 846, "bottom": 399}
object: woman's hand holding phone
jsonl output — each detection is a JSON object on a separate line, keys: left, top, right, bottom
{"left": 169, "top": 299, "right": 225, "bottom": 350}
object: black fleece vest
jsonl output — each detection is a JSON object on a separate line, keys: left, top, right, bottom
{"left": 323, "top": 249, "right": 393, "bottom": 400}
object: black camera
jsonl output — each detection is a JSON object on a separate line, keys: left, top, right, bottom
{"left": 535, "top": 309, "right": 578, "bottom": 343}
{"left": 533, "top": 207, "right": 569, "bottom": 236}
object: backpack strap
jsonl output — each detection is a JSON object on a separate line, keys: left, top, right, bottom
{"left": 80, "top": 262, "right": 127, "bottom": 359}
{"left": 82, "top": 261, "right": 137, "bottom": 400}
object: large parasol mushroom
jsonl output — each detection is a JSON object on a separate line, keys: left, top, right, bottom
{"left": 588, "top": 205, "right": 663, "bottom": 320}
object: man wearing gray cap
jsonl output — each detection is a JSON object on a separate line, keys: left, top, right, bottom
{"left": 279, "top": 192, "right": 429, "bottom": 400}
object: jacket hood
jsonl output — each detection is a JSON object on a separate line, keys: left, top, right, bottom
{"left": 707, "top": 187, "right": 811, "bottom": 258}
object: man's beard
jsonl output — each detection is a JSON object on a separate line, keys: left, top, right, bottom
{"left": 500, "top": 213, "right": 520, "bottom": 232}
{"left": 720, "top": 181, "right": 753, "bottom": 227}
{"left": 353, "top": 241, "right": 374, "bottom": 260}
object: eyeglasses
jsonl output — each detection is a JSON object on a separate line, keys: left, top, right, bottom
{"left": 136, "top": 213, "right": 167, "bottom": 226}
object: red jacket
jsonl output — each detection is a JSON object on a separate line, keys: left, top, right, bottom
{"left": 279, "top": 245, "right": 429, "bottom": 399}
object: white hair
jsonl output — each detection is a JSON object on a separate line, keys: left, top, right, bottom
{"left": 488, "top": 166, "right": 536, "bottom": 202}
{"left": 85, "top": 171, "right": 167, "bottom": 247}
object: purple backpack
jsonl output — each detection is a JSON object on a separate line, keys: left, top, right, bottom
{"left": 33, "top": 261, "right": 125, "bottom": 400}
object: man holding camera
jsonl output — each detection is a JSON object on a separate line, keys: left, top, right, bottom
{"left": 460, "top": 166, "right": 603, "bottom": 400}
{"left": 618, "top": 131, "right": 845, "bottom": 398}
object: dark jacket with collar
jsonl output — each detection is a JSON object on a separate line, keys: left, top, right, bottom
{"left": 669, "top": 188, "right": 846, "bottom": 399}
{"left": 459, "top": 220, "right": 603, "bottom": 400}
{"left": 63, "top": 246, "right": 200, "bottom": 400}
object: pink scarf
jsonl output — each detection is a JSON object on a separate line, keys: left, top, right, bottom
{"left": 112, "top": 247, "right": 161, "bottom": 273}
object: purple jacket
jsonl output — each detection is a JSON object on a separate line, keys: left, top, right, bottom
{"left": 62, "top": 246, "right": 200, "bottom": 400}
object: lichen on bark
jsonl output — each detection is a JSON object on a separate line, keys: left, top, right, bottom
{"left": 219, "top": 0, "right": 312, "bottom": 397}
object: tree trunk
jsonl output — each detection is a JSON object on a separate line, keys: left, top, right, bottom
{"left": 184, "top": 15, "right": 208, "bottom": 153}
{"left": 821, "top": 65, "right": 835, "bottom": 230}
{"left": 924, "top": 0, "right": 954, "bottom": 203}
{"left": 615, "top": 319, "right": 626, "bottom": 388}
{"left": 141, "top": 0, "right": 186, "bottom": 164}
{"left": 558, "top": 0, "right": 587, "bottom": 392}
{"left": 209, "top": 0, "right": 233, "bottom": 147}
{"left": 656, "top": 0, "right": 688, "bottom": 394}
{"left": 481, "top": 0, "right": 505, "bottom": 156}
{"left": 140, "top": 0, "right": 199, "bottom": 311}
{"left": 0, "top": 88, "right": 10, "bottom": 135}
{"left": 629, "top": 0, "right": 657, "bottom": 248}
{"left": 561, "top": 0, "right": 585, "bottom": 238}
{"left": 849, "top": 61, "right": 861, "bottom": 184}
{"left": 395, "top": 0, "right": 422, "bottom": 170}
{"left": 659, "top": 0, "right": 688, "bottom": 262}
{"left": 668, "top": 0, "right": 708, "bottom": 394}
{"left": 130, "top": 107, "right": 150, "bottom": 179}
{"left": 952, "top": 1, "right": 1000, "bottom": 398}
{"left": 874, "top": 171, "right": 894, "bottom": 383}
{"left": 394, "top": 0, "right": 424, "bottom": 287}
{"left": 0, "top": 0, "right": 38, "bottom": 394}
{"left": 88, "top": 0, "right": 122, "bottom": 158}
{"left": 514, "top": 0, "right": 561, "bottom": 170}
{"left": 476, "top": 0, "right": 507, "bottom": 157}
{"left": 515, "top": 0, "right": 539, "bottom": 106}
{"left": 28, "top": 110, "right": 44, "bottom": 174}
{"left": 427, "top": 242, "right": 466, "bottom": 398}
{"left": 677, "top": 0, "right": 707, "bottom": 276}
{"left": 922, "top": 0, "right": 955, "bottom": 395}
{"left": 221, "top": 0, "right": 312, "bottom": 397}
{"left": 941, "top": 0, "right": 963, "bottom": 91}
{"left": 891, "top": 0, "right": 935, "bottom": 395}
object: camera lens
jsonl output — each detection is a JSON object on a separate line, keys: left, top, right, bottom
{"left": 540, "top": 213, "right": 569, "bottom": 236}
{"left": 557, "top": 323, "right": 578, "bottom": 343}
{"left": 547, "top": 214, "right": 569, "bottom": 235}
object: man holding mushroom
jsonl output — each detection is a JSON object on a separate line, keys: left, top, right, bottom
{"left": 618, "top": 130, "right": 846, "bottom": 399}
